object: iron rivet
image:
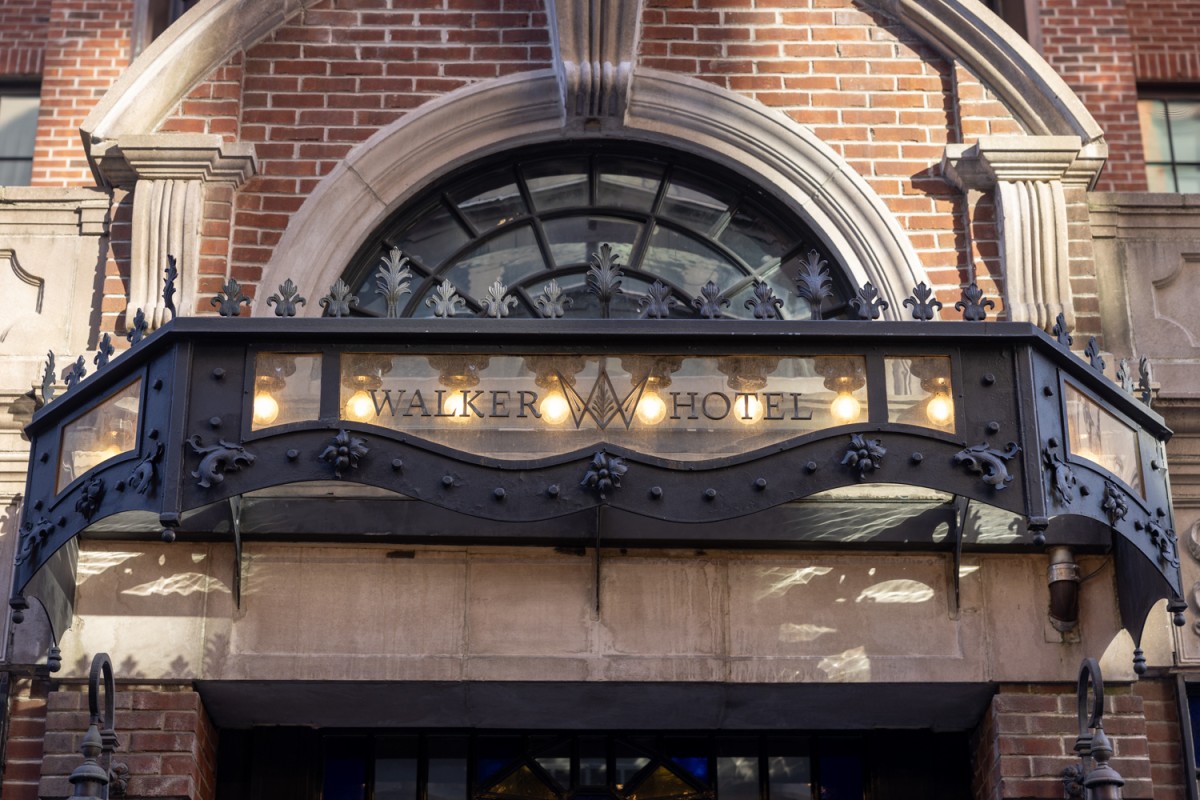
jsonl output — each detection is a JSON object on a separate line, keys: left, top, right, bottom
{"left": 39, "top": 452, "right": 48, "bottom": 463}
{"left": 115, "top": 481, "right": 125, "bottom": 492}
{"left": 161, "top": 529, "right": 176, "bottom": 543}
{"left": 212, "top": 368, "right": 225, "bottom": 379}
{"left": 1134, "top": 521, "right": 1144, "bottom": 531}
{"left": 286, "top": 449, "right": 299, "bottom": 460}
{"left": 209, "top": 416, "right": 222, "bottom": 428}
{"left": 704, "top": 488, "right": 717, "bottom": 500}
{"left": 650, "top": 486, "right": 663, "bottom": 499}
{"left": 1048, "top": 436, "right": 1059, "bottom": 448}
{"left": 986, "top": 421, "right": 1000, "bottom": 434}
{"left": 153, "top": 378, "right": 163, "bottom": 390}
{"left": 57, "top": 517, "right": 66, "bottom": 527}
{"left": 982, "top": 373, "right": 995, "bottom": 386}
{"left": 805, "top": 461, "right": 818, "bottom": 473}
{"left": 547, "top": 484, "right": 560, "bottom": 498}
{"left": 494, "top": 487, "right": 506, "bottom": 500}
{"left": 442, "top": 475, "right": 454, "bottom": 487}
{"left": 149, "top": 428, "right": 159, "bottom": 439}
{"left": 391, "top": 458, "right": 403, "bottom": 470}
{"left": 1032, "top": 531, "right": 1046, "bottom": 547}
{"left": 754, "top": 477, "right": 767, "bottom": 490}
{"left": 1043, "top": 386, "right": 1055, "bottom": 397}
{"left": 33, "top": 500, "right": 43, "bottom": 510}
{"left": 911, "top": 452, "right": 923, "bottom": 463}
{"left": 1080, "top": 485, "right": 1091, "bottom": 497}
{"left": 1151, "top": 460, "right": 1160, "bottom": 470}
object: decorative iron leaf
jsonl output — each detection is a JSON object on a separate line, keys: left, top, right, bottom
{"left": 581, "top": 450, "right": 627, "bottom": 499}
{"left": 319, "top": 279, "right": 359, "bottom": 318}
{"left": 319, "top": 430, "right": 369, "bottom": 479}
{"left": 1102, "top": 480, "right": 1128, "bottom": 525}
{"left": 954, "top": 442, "right": 1020, "bottom": 490}
{"left": 640, "top": 280, "right": 675, "bottom": 319}
{"left": 267, "top": 278, "right": 306, "bottom": 317}
{"left": 903, "top": 282, "right": 942, "bottom": 321}
{"left": 745, "top": 280, "right": 784, "bottom": 320}
{"left": 1138, "top": 357, "right": 1153, "bottom": 407}
{"left": 93, "top": 333, "right": 115, "bottom": 369}
{"left": 479, "top": 280, "right": 517, "bottom": 319}
{"left": 842, "top": 434, "right": 886, "bottom": 480}
{"left": 954, "top": 282, "right": 994, "bottom": 322}
{"left": 586, "top": 244, "right": 624, "bottom": 318}
{"left": 425, "top": 280, "right": 467, "bottom": 318}
{"left": 1116, "top": 358, "right": 1133, "bottom": 393}
{"left": 1052, "top": 312, "right": 1072, "bottom": 347}
{"left": 848, "top": 282, "right": 888, "bottom": 320}
{"left": 163, "top": 255, "right": 178, "bottom": 321}
{"left": 40, "top": 350, "right": 55, "bottom": 404}
{"left": 534, "top": 279, "right": 572, "bottom": 319}
{"left": 375, "top": 247, "right": 413, "bottom": 318}
{"left": 126, "top": 308, "right": 149, "bottom": 344}
{"left": 1043, "top": 443, "right": 1077, "bottom": 506}
{"left": 211, "top": 279, "right": 251, "bottom": 317}
{"left": 794, "top": 250, "right": 833, "bottom": 320}
{"left": 692, "top": 281, "right": 729, "bottom": 319}
{"left": 64, "top": 356, "right": 87, "bottom": 390}
{"left": 1084, "top": 337, "right": 1105, "bottom": 372}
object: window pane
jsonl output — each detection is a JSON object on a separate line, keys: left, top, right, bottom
{"left": 1065, "top": 383, "right": 1143, "bottom": 494}
{"left": 1138, "top": 99, "right": 1172, "bottom": 163}
{"left": 58, "top": 379, "right": 141, "bottom": 493}
{"left": 252, "top": 352, "right": 322, "bottom": 430}
{"left": 1145, "top": 163, "right": 1176, "bottom": 192}
{"left": 0, "top": 94, "right": 38, "bottom": 159}
{"left": 441, "top": 224, "right": 544, "bottom": 300}
{"left": 450, "top": 167, "right": 526, "bottom": 233}
{"left": 885, "top": 356, "right": 955, "bottom": 433}
{"left": 717, "top": 757, "right": 759, "bottom": 800}
{"left": 1177, "top": 164, "right": 1200, "bottom": 194}
{"left": 767, "top": 756, "right": 811, "bottom": 800}
{"left": 597, "top": 158, "right": 664, "bottom": 213}
{"left": 542, "top": 215, "right": 640, "bottom": 268}
{"left": 718, "top": 204, "right": 789, "bottom": 270}
{"left": 661, "top": 170, "right": 736, "bottom": 233}
{"left": 525, "top": 158, "right": 588, "bottom": 212}
{"left": 1169, "top": 99, "right": 1200, "bottom": 162}
{"left": 395, "top": 201, "right": 471, "bottom": 271}
{"left": 816, "top": 755, "right": 862, "bottom": 800}
{"left": 642, "top": 224, "right": 745, "bottom": 296}
{"left": 376, "top": 759, "right": 417, "bottom": 800}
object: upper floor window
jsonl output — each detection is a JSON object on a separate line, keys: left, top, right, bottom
{"left": 1138, "top": 95, "right": 1200, "bottom": 193}
{"left": 340, "top": 144, "right": 853, "bottom": 321}
{"left": 132, "top": 0, "right": 200, "bottom": 59}
{"left": 0, "top": 85, "right": 40, "bottom": 186}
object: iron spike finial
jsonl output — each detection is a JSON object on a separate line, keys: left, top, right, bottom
{"left": 692, "top": 281, "right": 729, "bottom": 319}
{"left": 427, "top": 280, "right": 467, "bottom": 318}
{"left": 375, "top": 247, "right": 412, "bottom": 318}
{"left": 163, "top": 255, "right": 178, "bottom": 321}
{"left": 794, "top": 250, "right": 833, "bottom": 320}
{"left": 586, "top": 243, "right": 624, "bottom": 319}
{"left": 534, "top": 279, "right": 572, "bottom": 318}
{"left": 64, "top": 355, "right": 87, "bottom": 390}
{"left": 903, "top": 282, "right": 942, "bottom": 321}
{"left": 40, "top": 350, "right": 56, "bottom": 404}
{"left": 93, "top": 333, "right": 115, "bottom": 369}
{"left": 319, "top": 278, "right": 359, "bottom": 318}
{"left": 126, "top": 308, "right": 148, "bottom": 344}
{"left": 1052, "top": 312, "right": 1073, "bottom": 347}
{"left": 955, "top": 282, "right": 994, "bottom": 321}
{"left": 267, "top": 278, "right": 307, "bottom": 317}
{"left": 1084, "top": 337, "right": 1105, "bottom": 372}
{"left": 745, "top": 280, "right": 784, "bottom": 320}
{"left": 211, "top": 278, "right": 252, "bottom": 317}
{"left": 849, "top": 282, "right": 888, "bottom": 320}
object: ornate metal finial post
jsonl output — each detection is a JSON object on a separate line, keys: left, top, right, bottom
{"left": 1063, "top": 657, "right": 1124, "bottom": 799}
{"left": 67, "top": 653, "right": 128, "bottom": 798}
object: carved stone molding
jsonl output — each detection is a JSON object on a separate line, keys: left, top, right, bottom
{"left": 943, "top": 136, "right": 1094, "bottom": 332}
{"left": 104, "top": 134, "right": 257, "bottom": 330}
{"left": 0, "top": 249, "right": 43, "bottom": 344}
{"left": 547, "top": 0, "right": 642, "bottom": 122}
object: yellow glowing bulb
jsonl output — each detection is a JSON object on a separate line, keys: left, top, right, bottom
{"left": 830, "top": 391, "right": 861, "bottom": 425}
{"left": 735, "top": 394, "right": 764, "bottom": 424}
{"left": 99, "top": 443, "right": 124, "bottom": 461}
{"left": 636, "top": 391, "right": 667, "bottom": 425}
{"left": 443, "top": 393, "right": 468, "bottom": 420}
{"left": 926, "top": 392, "right": 953, "bottom": 426}
{"left": 344, "top": 390, "right": 375, "bottom": 423}
{"left": 540, "top": 391, "right": 570, "bottom": 425}
{"left": 252, "top": 392, "right": 279, "bottom": 426}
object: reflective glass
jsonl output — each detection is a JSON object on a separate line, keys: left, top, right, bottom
{"left": 441, "top": 224, "right": 545, "bottom": 300}
{"left": 251, "top": 352, "right": 322, "bottom": 430}
{"left": 614, "top": 756, "right": 651, "bottom": 791}
{"left": 641, "top": 224, "right": 745, "bottom": 296}
{"left": 534, "top": 756, "right": 571, "bottom": 790}
{"left": 488, "top": 765, "right": 557, "bottom": 800}
{"left": 884, "top": 356, "right": 955, "bottom": 433}
{"left": 394, "top": 200, "right": 471, "bottom": 271}
{"left": 1146, "top": 163, "right": 1176, "bottom": 192}
{"left": 717, "top": 757, "right": 759, "bottom": 800}
{"left": 767, "top": 756, "right": 811, "bottom": 800}
{"left": 450, "top": 167, "right": 526, "bottom": 232}
{"left": 525, "top": 158, "right": 588, "bottom": 212}
{"left": 1171, "top": 100, "right": 1200, "bottom": 162}
{"left": 597, "top": 158, "right": 664, "bottom": 212}
{"left": 57, "top": 378, "right": 141, "bottom": 493}
{"left": 1138, "top": 99, "right": 1172, "bottom": 162}
{"left": 718, "top": 204, "right": 789, "bottom": 270}
{"left": 542, "top": 216, "right": 640, "bottom": 268}
{"left": 816, "top": 755, "right": 862, "bottom": 800}
{"left": 323, "top": 757, "right": 367, "bottom": 800}
{"left": 660, "top": 169, "right": 736, "bottom": 232}
{"left": 375, "top": 758, "right": 417, "bottom": 800}
{"left": 0, "top": 93, "right": 38, "bottom": 186}
{"left": 1179, "top": 164, "right": 1200, "bottom": 194}
{"left": 1065, "top": 383, "right": 1143, "bottom": 494}
{"left": 633, "top": 766, "right": 695, "bottom": 800}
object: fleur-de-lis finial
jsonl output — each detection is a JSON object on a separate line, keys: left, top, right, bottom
{"left": 954, "top": 282, "right": 994, "bottom": 321}
{"left": 745, "top": 280, "right": 784, "bottom": 320}
{"left": 64, "top": 355, "right": 87, "bottom": 390}
{"left": 267, "top": 278, "right": 307, "bottom": 317}
{"left": 641, "top": 280, "right": 676, "bottom": 319}
{"left": 794, "top": 250, "right": 833, "bottom": 320}
{"left": 1052, "top": 312, "right": 1072, "bottom": 347}
{"left": 479, "top": 280, "right": 518, "bottom": 318}
{"left": 93, "top": 333, "right": 115, "bottom": 369}
{"left": 426, "top": 280, "right": 467, "bottom": 318}
{"left": 211, "top": 278, "right": 252, "bottom": 317}
{"left": 375, "top": 247, "right": 412, "bottom": 319}
{"left": 849, "top": 282, "right": 888, "bottom": 320}
{"left": 692, "top": 281, "right": 729, "bottom": 319}
{"left": 903, "top": 282, "right": 942, "bottom": 321}
{"left": 534, "top": 279, "right": 572, "bottom": 319}
{"left": 1084, "top": 337, "right": 1105, "bottom": 372}
{"left": 163, "top": 255, "right": 178, "bottom": 321}
{"left": 586, "top": 244, "right": 624, "bottom": 319}
{"left": 126, "top": 308, "right": 149, "bottom": 344}
{"left": 319, "top": 279, "right": 359, "bottom": 318}
{"left": 40, "top": 350, "right": 55, "bottom": 404}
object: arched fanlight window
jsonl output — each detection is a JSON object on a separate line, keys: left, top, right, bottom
{"left": 340, "top": 144, "right": 854, "bottom": 320}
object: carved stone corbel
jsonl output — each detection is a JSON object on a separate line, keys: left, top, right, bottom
{"left": 943, "top": 136, "right": 1103, "bottom": 332}
{"left": 548, "top": 0, "right": 642, "bottom": 123}
{"left": 105, "top": 134, "right": 256, "bottom": 330}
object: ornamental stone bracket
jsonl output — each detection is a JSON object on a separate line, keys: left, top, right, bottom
{"left": 943, "top": 136, "right": 1105, "bottom": 332}
{"left": 546, "top": 0, "right": 642, "bottom": 123}
{"left": 93, "top": 134, "right": 257, "bottom": 331}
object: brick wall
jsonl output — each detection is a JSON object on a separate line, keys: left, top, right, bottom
{"left": 39, "top": 685, "right": 217, "bottom": 800}
{"left": 0, "top": 0, "right": 51, "bottom": 77}
{"left": 0, "top": 678, "right": 50, "bottom": 800}
{"left": 970, "top": 683, "right": 1156, "bottom": 799}
{"left": 1135, "top": 678, "right": 1190, "bottom": 800}
{"left": 1128, "top": 0, "right": 1200, "bottom": 83}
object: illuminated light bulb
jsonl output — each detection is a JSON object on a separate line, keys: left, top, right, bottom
{"left": 636, "top": 391, "right": 667, "bottom": 425}
{"left": 830, "top": 391, "right": 861, "bottom": 425}
{"left": 926, "top": 392, "right": 953, "bottom": 426}
{"left": 734, "top": 394, "right": 764, "bottom": 424}
{"left": 443, "top": 392, "right": 468, "bottom": 420}
{"left": 99, "top": 443, "right": 124, "bottom": 461}
{"left": 540, "top": 391, "right": 570, "bottom": 425}
{"left": 344, "top": 390, "right": 375, "bottom": 423}
{"left": 252, "top": 392, "right": 280, "bottom": 426}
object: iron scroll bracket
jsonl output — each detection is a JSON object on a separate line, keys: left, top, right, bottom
{"left": 68, "top": 652, "right": 129, "bottom": 798}
{"left": 1062, "top": 657, "right": 1124, "bottom": 799}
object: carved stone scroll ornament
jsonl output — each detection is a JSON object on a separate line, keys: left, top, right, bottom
{"left": 954, "top": 442, "right": 1020, "bottom": 489}
{"left": 186, "top": 435, "right": 256, "bottom": 489}
{"left": 552, "top": 0, "right": 639, "bottom": 120}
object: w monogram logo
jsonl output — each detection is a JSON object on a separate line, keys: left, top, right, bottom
{"left": 555, "top": 367, "right": 649, "bottom": 430}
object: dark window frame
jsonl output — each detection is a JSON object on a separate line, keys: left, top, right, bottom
{"left": 1137, "top": 87, "right": 1200, "bottom": 193}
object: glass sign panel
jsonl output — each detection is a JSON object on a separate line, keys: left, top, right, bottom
{"left": 1065, "top": 383, "right": 1143, "bottom": 494}
{"left": 884, "top": 356, "right": 955, "bottom": 433}
{"left": 57, "top": 378, "right": 141, "bottom": 493}
{"left": 340, "top": 353, "right": 869, "bottom": 461}
{"left": 252, "top": 352, "right": 323, "bottom": 430}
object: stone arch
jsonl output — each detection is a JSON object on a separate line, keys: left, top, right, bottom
{"left": 259, "top": 69, "right": 929, "bottom": 318}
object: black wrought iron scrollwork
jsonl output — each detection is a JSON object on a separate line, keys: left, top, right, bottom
{"left": 1062, "top": 657, "right": 1124, "bottom": 794}
{"left": 75, "top": 476, "right": 106, "bottom": 521}
{"left": 794, "top": 250, "right": 833, "bottom": 320}
{"left": 14, "top": 517, "right": 53, "bottom": 566}
{"left": 587, "top": 244, "right": 624, "bottom": 319}
{"left": 427, "top": 280, "right": 467, "bottom": 318}
{"left": 1138, "top": 357, "right": 1153, "bottom": 407}
{"left": 1102, "top": 480, "right": 1128, "bottom": 525}
{"left": 320, "top": 430, "right": 368, "bottom": 478}
{"left": 954, "top": 282, "right": 994, "bottom": 321}
{"left": 954, "top": 442, "right": 1020, "bottom": 490}
{"left": 267, "top": 278, "right": 306, "bottom": 317}
{"left": 163, "top": 255, "right": 178, "bottom": 321}
{"left": 67, "top": 653, "right": 130, "bottom": 798}
{"left": 128, "top": 442, "right": 165, "bottom": 495}
{"left": 1043, "top": 443, "right": 1077, "bottom": 506}
{"left": 692, "top": 281, "right": 729, "bottom": 319}
{"left": 187, "top": 435, "right": 256, "bottom": 489}
{"left": 40, "top": 350, "right": 55, "bottom": 404}
{"left": 479, "top": 280, "right": 517, "bottom": 319}
{"left": 745, "top": 280, "right": 783, "bottom": 320}
{"left": 1141, "top": 512, "right": 1180, "bottom": 570}
{"left": 376, "top": 247, "right": 413, "bottom": 318}
{"left": 64, "top": 355, "right": 87, "bottom": 390}
{"left": 640, "top": 280, "right": 675, "bottom": 319}
{"left": 581, "top": 450, "right": 627, "bottom": 499}
{"left": 1052, "top": 312, "right": 1072, "bottom": 348}
{"left": 319, "top": 278, "right": 359, "bottom": 318}
{"left": 849, "top": 282, "right": 888, "bottom": 320}
{"left": 903, "top": 282, "right": 942, "bottom": 321}
{"left": 126, "top": 308, "right": 148, "bottom": 344}
{"left": 94, "top": 333, "right": 115, "bottom": 369}
{"left": 211, "top": 278, "right": 251, "bottom": 317}
{"left": 1085, "top": 337, "right": 1105, "bottom": 372}
{"left": 534, "top": 279, "right": 572, "bottom": 319}
{"left": 842, "top": 434, "right": 885, "bottom": 480}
